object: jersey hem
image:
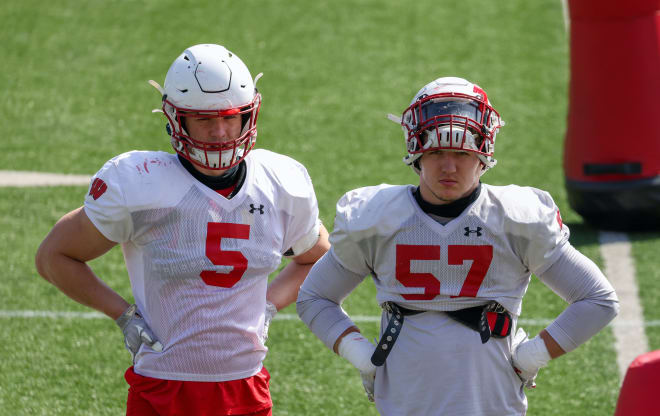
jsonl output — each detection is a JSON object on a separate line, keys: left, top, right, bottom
{"left": 134, "top": 363, "right": 263, "bottom": 382}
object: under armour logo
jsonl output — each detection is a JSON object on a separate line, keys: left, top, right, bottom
{"left": 464, "top": 227, "right": 482, "bottom": 237}
{"left": 249, "top": 204, "right": 264, "bottom": 214}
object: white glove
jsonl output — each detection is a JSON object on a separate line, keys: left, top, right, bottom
{"left": 511, "top": 328, "right": 551, "bottom": 389}
{"left": 262, "top": 301, "right": 278, "bottom": 343}
{"left": 338, "top": 332, "right": 377, "bottom": 402}
{"left": 116, "top": 304, "right": 163, "bottom": 362}
{"left": 360, "top": 367, "right": 376, "bottom": 403}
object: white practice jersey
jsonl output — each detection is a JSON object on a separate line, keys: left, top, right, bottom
{"left": 331, "top": 183, "right": 569, "bottom": 315}
{"left": 84, "top": 149, "right": 319, "bottom": 382}
{"left": 298, "top": 183, "right": 616, "bottom": 415}
{"left": 329, "top": 183, "right": 569, "bottom": 415}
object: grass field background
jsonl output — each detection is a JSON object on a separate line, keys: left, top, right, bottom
{"left": 1, "top": 0, "right": 658, "bottom": 415}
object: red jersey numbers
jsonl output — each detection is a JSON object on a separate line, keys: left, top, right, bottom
{"left": 200, "top": 222, "right": 250, "bottom": 288}
{"left": 449, "top": 245, "right": 493, "bottom": 297}
{"left": 88, "top": 178, "right": 108, "bottom": 200}
{"left": 396, "top": 245, "right": 440, "bottom": 300}
{"left": 395, "top": 244, "right": 493, "bottom": 300}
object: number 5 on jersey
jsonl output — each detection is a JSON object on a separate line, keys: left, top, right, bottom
{"left": 395, "top": 244, "right": 493, "bottom": 300}
{"left": 200, "top": 222, "right": 250, "bottom": 288}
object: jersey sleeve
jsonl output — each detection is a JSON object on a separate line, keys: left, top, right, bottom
{"left": 279, "top": 160, "right": 321, "bottom": 256}
{"left": 514, "top": 188, "right": 570, "bottom": 275}
{"left": 83, "top": 158, "right": 133, "bottom": 243}
{"left": 537, "top": 243, "right": 618, "bottom": 352}
{"left": 297, "top": 252, "right": 367, "bottom": 350}
{"left": 328, "top": 191, "right": 372, "bottom": 276}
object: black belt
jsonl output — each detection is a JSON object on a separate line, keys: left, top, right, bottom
{"left": 446, "top": 301, "right": 512, "bottom": 344}
{"left": 370, "top": 301, "right": 512, "bottom": 367}
{"left": 370, "top": 302, "right": 423, "bottom": 366}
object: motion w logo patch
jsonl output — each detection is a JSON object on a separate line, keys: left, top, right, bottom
{"left": 88, "top": 178, "right": 108, "bottom": 200}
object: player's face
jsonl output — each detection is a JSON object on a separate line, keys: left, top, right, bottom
{"left": 185, "top": 115, "right": 242, "bottom": 144}
{"left": 184, "top": 115, "right": 243, "bottom": 176}
{"left": 418, "top": 150, "right": 482, "bottom": 204}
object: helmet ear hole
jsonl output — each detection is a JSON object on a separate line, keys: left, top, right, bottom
{"left": 413, "top": 159, "right": 422, "bottom": 172}
{"left": 241, "top": 112, "right": 250, "bottom": 131}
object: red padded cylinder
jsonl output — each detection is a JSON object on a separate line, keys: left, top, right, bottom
{"left": 564, "top": 0, "right": 660, "bottom": 230}
{"left": 614, "top": 350, "right": 660, "bottom": 416}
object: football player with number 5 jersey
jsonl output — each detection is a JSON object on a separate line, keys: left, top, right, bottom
{"left": 36, "top": 44, "right": 330, "bottom": 416}
{"left": 297, "top": 77, "right": 619, "bottom": 415}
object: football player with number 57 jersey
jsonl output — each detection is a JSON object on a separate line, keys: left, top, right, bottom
{"left": 36, "top": 44, "right": 330, "bottom": 416}
{"left": 297, "top": 77, "right": 618, "bottom": 415}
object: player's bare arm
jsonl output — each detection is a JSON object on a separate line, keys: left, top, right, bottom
{"left": 333, "top": 326, "right": 362, "bottom": 354}
{"left": 539, "top": 330, "right": 565, "bottom": 358}
{"left": 35, "top": 206, "right": 129, "bottom": 320}
{"left": 266, "top": 223, "right": 330, "bottom": 311}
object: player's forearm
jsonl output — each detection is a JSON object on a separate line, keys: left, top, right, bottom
{"left": 296, "top": 253, "right": 365, "bottom": 351}
{"left": 35, "top": 251, "right": 128, "bottom": 320}
{"left": 538, "top": 244, "right": 619, "bottom": 353}
{"left": 267, "top": 225, "right": 330, "bottom": 310}
{"left": 267, "top": 261, "right": 313, "bottom": 310}
{"left": 544, "top": 300, "right": 619, "bottom": 353}
{"left": 333, "top": 326, "right": 362, "bottom": 354}
{"left": 539, "top": 329, "right": 565, "bottom": 359}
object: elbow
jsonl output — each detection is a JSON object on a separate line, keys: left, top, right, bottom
{"left": 295, "top": 287, "right": 318, "bottom": 323}
{"left": 605, "top": 289, "right": 620, "bottom": 321}
{"left": 35, "top": 239, "right": 59, "bottom": 284}
{"left": 295, "top": 299, "right": 304, "bottom": 320}
{"left": 610, "top": 299, "right": 620, "bottom": 320}
{"left": 34, "top": 241, "right": 51, "bottom": 283}
{"left": 596, "top": 296, "right": 620, "bottom": 325}
{"left": 295, "top": 290, "right": 308, "bottom": 320}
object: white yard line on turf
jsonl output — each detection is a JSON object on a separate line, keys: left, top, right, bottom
{"left": 0, "top": 171, "right": 91, "bottom": 187}
{"left": 599, "top": 231, "right": 649, "bottom": 381}
{"left": 2, "top": 310, "right": 659, "bottom": 328}
{"left": 561, "top": 0, "right": 570, "bottom": 33}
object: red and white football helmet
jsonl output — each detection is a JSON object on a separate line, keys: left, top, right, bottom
{"left": 151, "top": 44, "right": 262, "bottom": 170}
{"left": 389, "top": 77, "right": 503, "bottom": 175}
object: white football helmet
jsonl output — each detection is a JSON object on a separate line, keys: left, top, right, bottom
{"left": 389, "top": 77, "right": 503, "bottom": 175}
{"left": 153, "top": 44, "right": 262, "bottom": 170}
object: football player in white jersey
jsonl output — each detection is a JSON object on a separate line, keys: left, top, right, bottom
{"left": 35, "top": 44, "right": 330, "bottom": 416}
{"left": 297, "top": 77, "right": 619, "bottom": 415}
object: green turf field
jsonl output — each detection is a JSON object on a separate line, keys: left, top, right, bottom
{"left": 2, "top": 0, "right": 659, "bottom": 415}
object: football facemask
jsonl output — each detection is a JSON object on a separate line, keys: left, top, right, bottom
{"left": 165, "top": 99, "right": 261, "bottom": 170}
{"left": 390, "top": 77, "right": 503, "bottom": 175}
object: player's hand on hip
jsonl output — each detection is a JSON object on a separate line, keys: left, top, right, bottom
{"left": 262, "top": 301, "right": 278, "bottom": 343}
{"left": 116, "top": 304, "right": 163, "bottom": 362}
{"left": 511, "top": 327, "right": 551, "bottom": 389}
{"left": 337, "top": 332, "right": 377, "bottom": 402}
{"left": 360, "top": 367, "right": 376, "bottom": 402}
